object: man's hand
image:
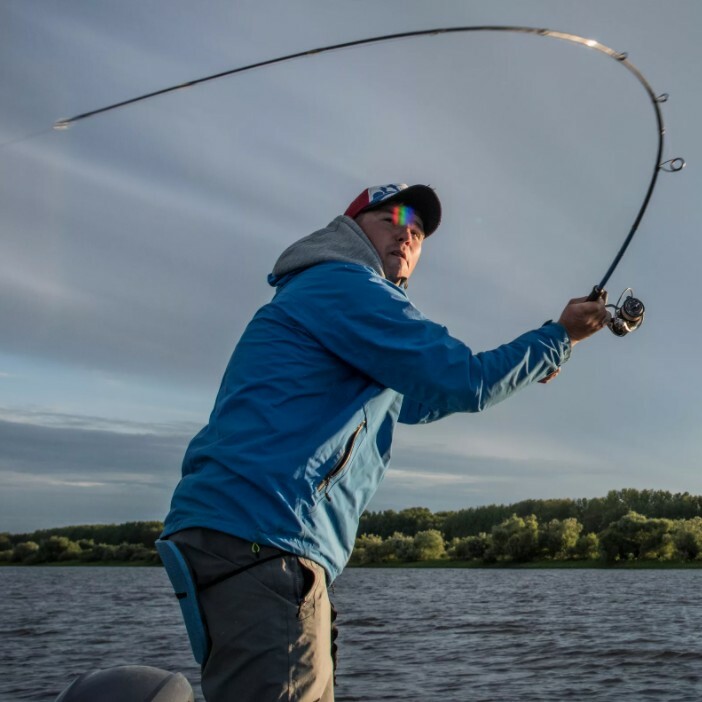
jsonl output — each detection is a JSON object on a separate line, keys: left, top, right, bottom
{"left": 538, "top": 368, "right": 561, "bottom": 384}
{"left": 557, "top": 295, "right": 611, "bottom": 347}
{"left": 539, "top": 295, "right": 610, "bottom": 384}
{"left": 539, "top": 292, "right": 612, "bottom": 384}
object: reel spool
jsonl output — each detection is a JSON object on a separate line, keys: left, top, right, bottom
{"left": 607, "top": 288, "right": 645, "bottom": 336}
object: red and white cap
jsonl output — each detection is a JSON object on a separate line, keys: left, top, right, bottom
{"left": 344, "top": 183, "right": 442, "bottom": 236}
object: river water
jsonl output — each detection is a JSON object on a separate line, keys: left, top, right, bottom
{"left": 1, "top": 566, "right": 702, "bottom": 701}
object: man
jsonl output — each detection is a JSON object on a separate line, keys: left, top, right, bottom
{"left": 161, "top": 183, "right": 608, "bottom": 701}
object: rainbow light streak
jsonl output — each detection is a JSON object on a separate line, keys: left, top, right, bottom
{"left": 391, "top": 205, "right": 415, "bottom": 227}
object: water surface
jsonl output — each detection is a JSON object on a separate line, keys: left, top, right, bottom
{"left": 2, "top": 567, "right": 701, "bottom": 701}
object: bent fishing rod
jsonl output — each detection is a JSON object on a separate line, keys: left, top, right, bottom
{"left": 53, "top": 25, "right": 685, "bottom": 336}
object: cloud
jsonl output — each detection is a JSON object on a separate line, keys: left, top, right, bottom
{"left": 0, "top": 417, "right": 189, "bottom": 477}
{"left": 0, "top": 407, "right": 199, "bottom": 436}
{"left": 0, "top": 414, "right": 193, "bottom": 532}
{"left": 2, "top": 471, "right": 107, "bottom": 490}
{"left": 369, "top": 430, "right": 617, "bottom": 513}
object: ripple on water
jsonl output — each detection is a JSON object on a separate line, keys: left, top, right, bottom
{"left": 3, "top": 567, "right": 702, "bottom": 701}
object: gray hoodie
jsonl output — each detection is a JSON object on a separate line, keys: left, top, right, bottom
{"left": 269, "top": 215, "right": 385, "bottom": 284}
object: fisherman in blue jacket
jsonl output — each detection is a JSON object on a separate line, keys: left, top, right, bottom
{"left": 161, "top": 183, "right": 609, "bottom": 702}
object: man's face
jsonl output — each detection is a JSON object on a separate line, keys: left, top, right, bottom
{"left": 355, "top": 203, "right": 425, "bottom": 284}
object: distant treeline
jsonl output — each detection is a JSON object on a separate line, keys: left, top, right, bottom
{"left": 359, "top": 488, "right": 702, "bottom": 539}
{"left": 0, "top": 521, "right": 162, "bottom": 565}
{"left": 3, "top": 490, "right": 702, "bottom": 565}
{"left": 354, "top": 489, "right": 702, "bottom": 565}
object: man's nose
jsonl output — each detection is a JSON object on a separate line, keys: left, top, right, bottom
{"left": 395, "top": 226, "right": 412, "bottom": 242}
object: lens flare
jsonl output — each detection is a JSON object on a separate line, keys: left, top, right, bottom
{"left": 391, "top": 205, "right": 415, "bottom": 227}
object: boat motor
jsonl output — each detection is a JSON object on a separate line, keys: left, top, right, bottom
{"left": 54, "top": 665, "right": 194, "bottom": 702}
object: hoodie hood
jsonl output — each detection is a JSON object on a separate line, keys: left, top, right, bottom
{"left": 268, "top": 215, "right": 385, "bottom": 287}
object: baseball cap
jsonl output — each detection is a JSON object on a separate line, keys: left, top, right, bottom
{"left": 344, "top": 183, "right": 442, "bottom": 236}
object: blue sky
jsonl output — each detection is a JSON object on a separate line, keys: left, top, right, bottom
{"left": 2, "top": 0, "right": 701, "bottom": 533}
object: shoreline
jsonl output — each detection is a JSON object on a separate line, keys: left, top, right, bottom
{"left": 352, "top": 559, "right": 702, "bottom": 569}
{"left": 3, "top": 559, "right": 702, "bottom": 569}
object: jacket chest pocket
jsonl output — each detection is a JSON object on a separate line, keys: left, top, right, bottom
{"left": 316, "top": 419, "right": 367, "bottom": 501}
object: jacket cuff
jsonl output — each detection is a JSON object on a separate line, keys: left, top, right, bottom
{"left": 539, "top": 320, "right": 572, "bottom": 365}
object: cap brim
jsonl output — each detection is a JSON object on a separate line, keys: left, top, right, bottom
{"left": 363, "top": 184, "right": 442, "bottom": 236}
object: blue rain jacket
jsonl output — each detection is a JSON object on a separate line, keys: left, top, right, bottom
{"left": 162, "top": 216, "right": 571, "bottom": 580}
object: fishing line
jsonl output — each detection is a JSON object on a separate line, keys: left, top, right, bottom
{"left": 26, "top": 26, "right": 692, "bottom": 315}
{"left": 0, "top": 126, "right": 55, "bottom": 150}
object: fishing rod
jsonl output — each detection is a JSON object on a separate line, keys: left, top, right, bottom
{"left": 52, "top": 25, "right": 685, "bottom": 335}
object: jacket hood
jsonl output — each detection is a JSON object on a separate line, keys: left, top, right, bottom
{"left": 268, "top": 215, "right": 385, "bottom": 287}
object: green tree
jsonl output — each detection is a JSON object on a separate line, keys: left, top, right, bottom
{"left": 573, "top": 532, "right": 600, "bottom": 560}
{"left": 358, "top": 507, "right": 443, "bottom": 539}
{"left": 673, "top": 518, "right": 702, "bottom": 560}
{"left": 40, "top": 535, "right": 81, "bottom": 562}
{"left": 539, "top": 518, "right": 583, "bottom": 559}
{"left": 676, "top": 493, "right": 702, "bottom": 520}
{"left": 491, "top": 514, "right": 539, "bottom": 562}
{"left": 73, "top": 543, "right": 119, "bottom": 562}
{"left": 412, "top": 530, "right": 445, "bottom": 561}
{"left": 582, "top": 491, "right": 630, "bottom": 533}
{"left": 514, "top": 498, "right": 581, "bottom": 524}
{"left": 599, "top": 511, "right": 675, "bottom": 562}
{"left": 350, "top": 534, "right": 384, "bottom": 565}
{"left": 442, "top": 504, "right": 513, "bottom": 540}
{"left": 13, "top": 541, "right": 40, "bottom": 563}
{"left": 382, "top": 532, "right": 415, "bottom": 562}
{"left": 448, "top": 533, "right": 491, "bottom": 561}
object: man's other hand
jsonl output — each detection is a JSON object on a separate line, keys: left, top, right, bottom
{"left": 538, "top": 368, "right": 562, "bottom": 384}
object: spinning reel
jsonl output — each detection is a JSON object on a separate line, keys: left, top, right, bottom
{"left": 608, "top": 289, "right": 645, "bottom": 336}
{"left": 590, "top": 286, "right": 645, "bottom": 337}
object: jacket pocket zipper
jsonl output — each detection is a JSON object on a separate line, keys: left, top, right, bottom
{"left": 317, "top": 419, "right": 367, "bottom": 501}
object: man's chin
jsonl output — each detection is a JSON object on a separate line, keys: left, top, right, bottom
{"left": 384, "top": 263, "right": 407, "bottom": 282}
{"left": 388, "top": 273, "right": 410, "bottom": 286}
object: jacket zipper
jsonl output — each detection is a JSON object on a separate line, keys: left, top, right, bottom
{"left": 317, "top": 419, "right": 366, "bottom": 502}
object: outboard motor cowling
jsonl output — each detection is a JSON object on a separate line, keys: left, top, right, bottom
{"left": 54, "top": 665, "right": 194, "bottom": 702}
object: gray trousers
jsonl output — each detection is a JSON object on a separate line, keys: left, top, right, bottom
{"left": 169, "top": 528, "right": 335, "bottom": 702}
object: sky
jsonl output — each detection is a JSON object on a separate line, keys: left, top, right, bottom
{"left": 1, "top": 0, "right": 701, "bottom": 533}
